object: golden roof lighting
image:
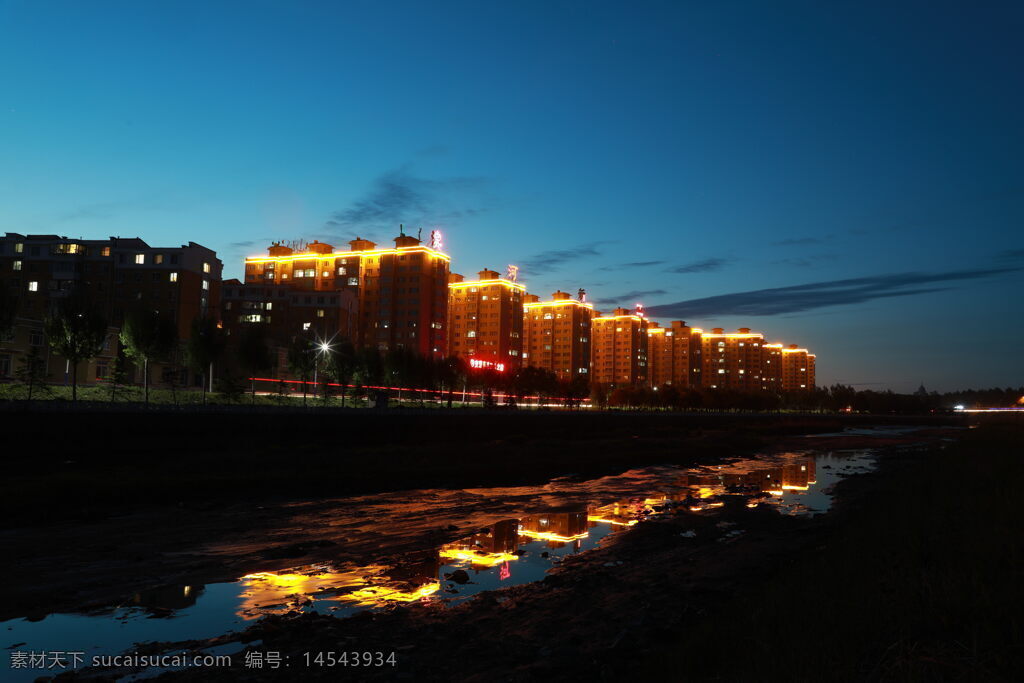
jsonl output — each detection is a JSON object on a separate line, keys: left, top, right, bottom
{"left": 448, "top": 278, "right": 526, "bottom": 292}
{"left": 246, "top": 244, "right": 450, "bottom": 263}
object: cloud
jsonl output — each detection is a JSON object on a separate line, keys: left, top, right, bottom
{"left": 325, "top": 165, "right": 487, "bottom": 235}
{"left": 593, "top": 289, "right": 667, "bottom": 305}
{"left": 599, "top": 260, "right": 666, "bottom": 271}
{"left": 521, "top": 241, "right": 611, "bottom": 276}
{"left": 771, "top": 236, "right": 825, "bottom": 247}
{"left": 227, "top": 239, "right": 272, "bottom": 250}
{"left": 665, "top": 257, "right": 732, "bottom": 274}
{"left": 998, "top": 248, "right": 1024, "bottom": 261}
{"left": 646, "top": 266, "right": 1022, "bottom": 318}
{"left": 771, "top": 253, "right": 840, "bottom": 268}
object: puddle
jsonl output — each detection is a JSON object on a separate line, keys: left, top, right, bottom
{"left": 3, "top": 449, "right": 874, "bottom": 680}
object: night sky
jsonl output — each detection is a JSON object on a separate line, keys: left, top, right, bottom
{"left": 2, "top": 1, "right": 1022, "bottom": 391}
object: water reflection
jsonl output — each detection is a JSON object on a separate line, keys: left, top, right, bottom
{"left": 3, "top": 450, "right": 874, "bottom": 679}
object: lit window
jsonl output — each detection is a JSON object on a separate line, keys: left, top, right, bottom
{"left": 169, "top": 272, "right": 178, "bottom": 282}
{"left": 265, "top": 302, "right": 272, "bottom": 311}
{"left": 135, "top": 254, "right": 145, "bottom": 264}
{"left": 12, "top": 261, "right": 21, "bottom": 271}
{"left": 348, "top": 277, "right": 358, "bottom": 285}
{"left": 322, "top": 271, "right": 330, "bottom": 278}
{"left": 467, "top": 330, "right": 476, "bottom": 338}
{"left": 28, "top": 281, "right": 38, "bottom": 291}
{"left": 338, "top": 267, "right": 346, "bottom": 275}
{"left": 317, "top": 309, "right": 325, "bottom": 318}
{"left": 202, "top": 280, "right": 209, "bottom": 290}
{"left": 718, "top": 369, "right": 725, "bottom": 374}
{"left": 203, "top": 262, "right": 211, "bottom": 274}
{"left": 101, "top": 246, "right": 110, "bottom": 256}
{"left": 303, "top": 322, "right": 311, "bottom": 330}
{"left": 155, "top": 254, "right": 164, "bottom": 264}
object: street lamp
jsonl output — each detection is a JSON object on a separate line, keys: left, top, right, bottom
{"left": 312, "top": 338, "right": 333, "bottom": 386}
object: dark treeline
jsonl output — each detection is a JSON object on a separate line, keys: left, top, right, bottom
{"left": 237, "top": 333, "right": 591, "bottom": 409}
{"left": 597, "top": 383, "right": 1024, "bottom": 413}
{"left": 6, "top": 298, "right": 1020, "bottom": 414}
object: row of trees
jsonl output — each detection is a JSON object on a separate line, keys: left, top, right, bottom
{"left": 0, "top": 293, "right": 240, "bottom": 405}
{"left": 3, "top": 295, "right": 1019, "bottom": 412}
{"left": 594, "top": 383, "right": 1024, "bottom": 413}
{"left": 275, "top": 338, "right": 589, "bottom": 409}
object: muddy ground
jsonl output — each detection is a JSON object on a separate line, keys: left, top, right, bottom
{"left": 1, "top": 416, "right": 971, "bottom": 681}
{"left": 2, "top": 414, "right": 956, "bottom": 624}
{"left": 58, "top": 435, "right": 956, "bottom": 682}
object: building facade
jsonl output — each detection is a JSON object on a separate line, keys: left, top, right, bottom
{"left": 700, "top": 328, "right": 767, "bottom": 391}
{"left": 761, "top": 342, "right": 784, "bottom": 391}
{"left": 646, "top": 320, "right": 703, "bottom": 389}
{"left": 522, "top": 290, "right": 595, "bottom": 381}
{"left": 591, "top": 307, "right": 649, "bottom": 387}
{"left": 242, "top": 230, "right": 450, "bottom": 357}
{"left": 781, "top": 344, "right": 816, "bottom": 391}
{"left": 447, "top": 269, "right": 526, "bottom": 371}
{"left": 0, "top": 232, "right": 221, "bottom": 385}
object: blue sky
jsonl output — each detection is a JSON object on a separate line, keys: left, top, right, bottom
{"left": 1, "top": 0, "right": 1022, "bottom": 391}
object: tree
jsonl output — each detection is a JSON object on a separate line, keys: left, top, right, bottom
{"left": 44, "top": 295, "right": 108, "bottom": 404}
{"left": 120, "top": 308, "right": 177, "bottom": 406}
{"left": 186, "top": 315, "right": 226, "bottom": 406}
{"left": 237, "top": 326, "right": 273, "bottom": 404}
{"left": 0, "top": 293, "right": 19, "bottom": 342}
{"left": 107, "top": 353, "right": 131, "bottom": 404}
{"left": 327, "top": 339, "right": 358, "bottom": 407}
{"left": 15, "top": 346, "right": 50, "bottom": 403}
{"left": 286, "top": 334, "right": 316, "bottom": 407}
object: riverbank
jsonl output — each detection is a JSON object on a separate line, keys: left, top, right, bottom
{"left": 1, "top": 409, "right": 961, "bottom": 528}
{"left": 52, "top": 420, "right": 1015, "bottom": 682}
{"left": 3, "top": 415, "right": 954, "bottom": 623}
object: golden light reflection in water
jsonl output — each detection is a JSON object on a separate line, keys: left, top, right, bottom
{"left": 517, "top": 529, "right": 589, "bottom": 543}
{"left": 227, "top": 454, "right": 835, "bottom": 621}
{"left": 341, "top": 582, "right": 441, "bottom": 605}
{"left": 438, "top": 548, "right": 518, "bottom": 566}
{"left": 237, "top": 566, "right": 384, "bottom": 619}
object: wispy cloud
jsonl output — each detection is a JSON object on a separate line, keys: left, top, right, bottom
{"left": 228, "top": 239, "right": 272, "bottom": 250}
{"left": 593, "top": 289, "right": 667, "bottom": 305}
{"left": 666, "top": 257, "right": 732, "bottom": 274}
{"left": 646, "top": 266, "right": 1022, "bottom": 318}
{"left": 56, "top": 199, "right": 174, "bottom": 223}
{"left": 324, "top": 165, "right": 487, "bottom": 236}
{"left": 599, "top": 260, "right": 666, "bottom": 271}
{"left": 997, "top": 248, "right": 1024, "bottom": 261}
{"left": 772, "top": 253, "right": 840, "bottom": 268}
{"left": 521, "top": 242, "right": 611, "bottom": 276}
{"left": 771, "top": 236, "right": 827, "bottom": 247}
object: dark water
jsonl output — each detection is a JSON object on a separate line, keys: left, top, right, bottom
{"left": 3, "top": 447, "right": 877, "bottom": 680}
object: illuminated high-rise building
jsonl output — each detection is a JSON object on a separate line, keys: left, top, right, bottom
{"left": 646, "top": 320, "right": 703, "bottom": 388}
{"left": 592, "top": 307, "right": 649, "bottom": 387}
{"left": 447, "top": 268, "right": 526, "bottom": 371}
{"left": 522, "top": 290, "right": 594, "bottom": 381}
{"left": 761, "top": 343, "right": 784, "bottom": 391}
{"left": 243, "top": 229, "right": 450, "bottom": 357}
{"left": 781, "top": 344, "right": 816, "bottom": 391}
{"left": 700, "top": 327, "right": 766, "bottom": 390}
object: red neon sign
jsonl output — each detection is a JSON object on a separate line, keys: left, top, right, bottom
{"left": 469, "top": 358, "right": 505, "bottom": 372}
